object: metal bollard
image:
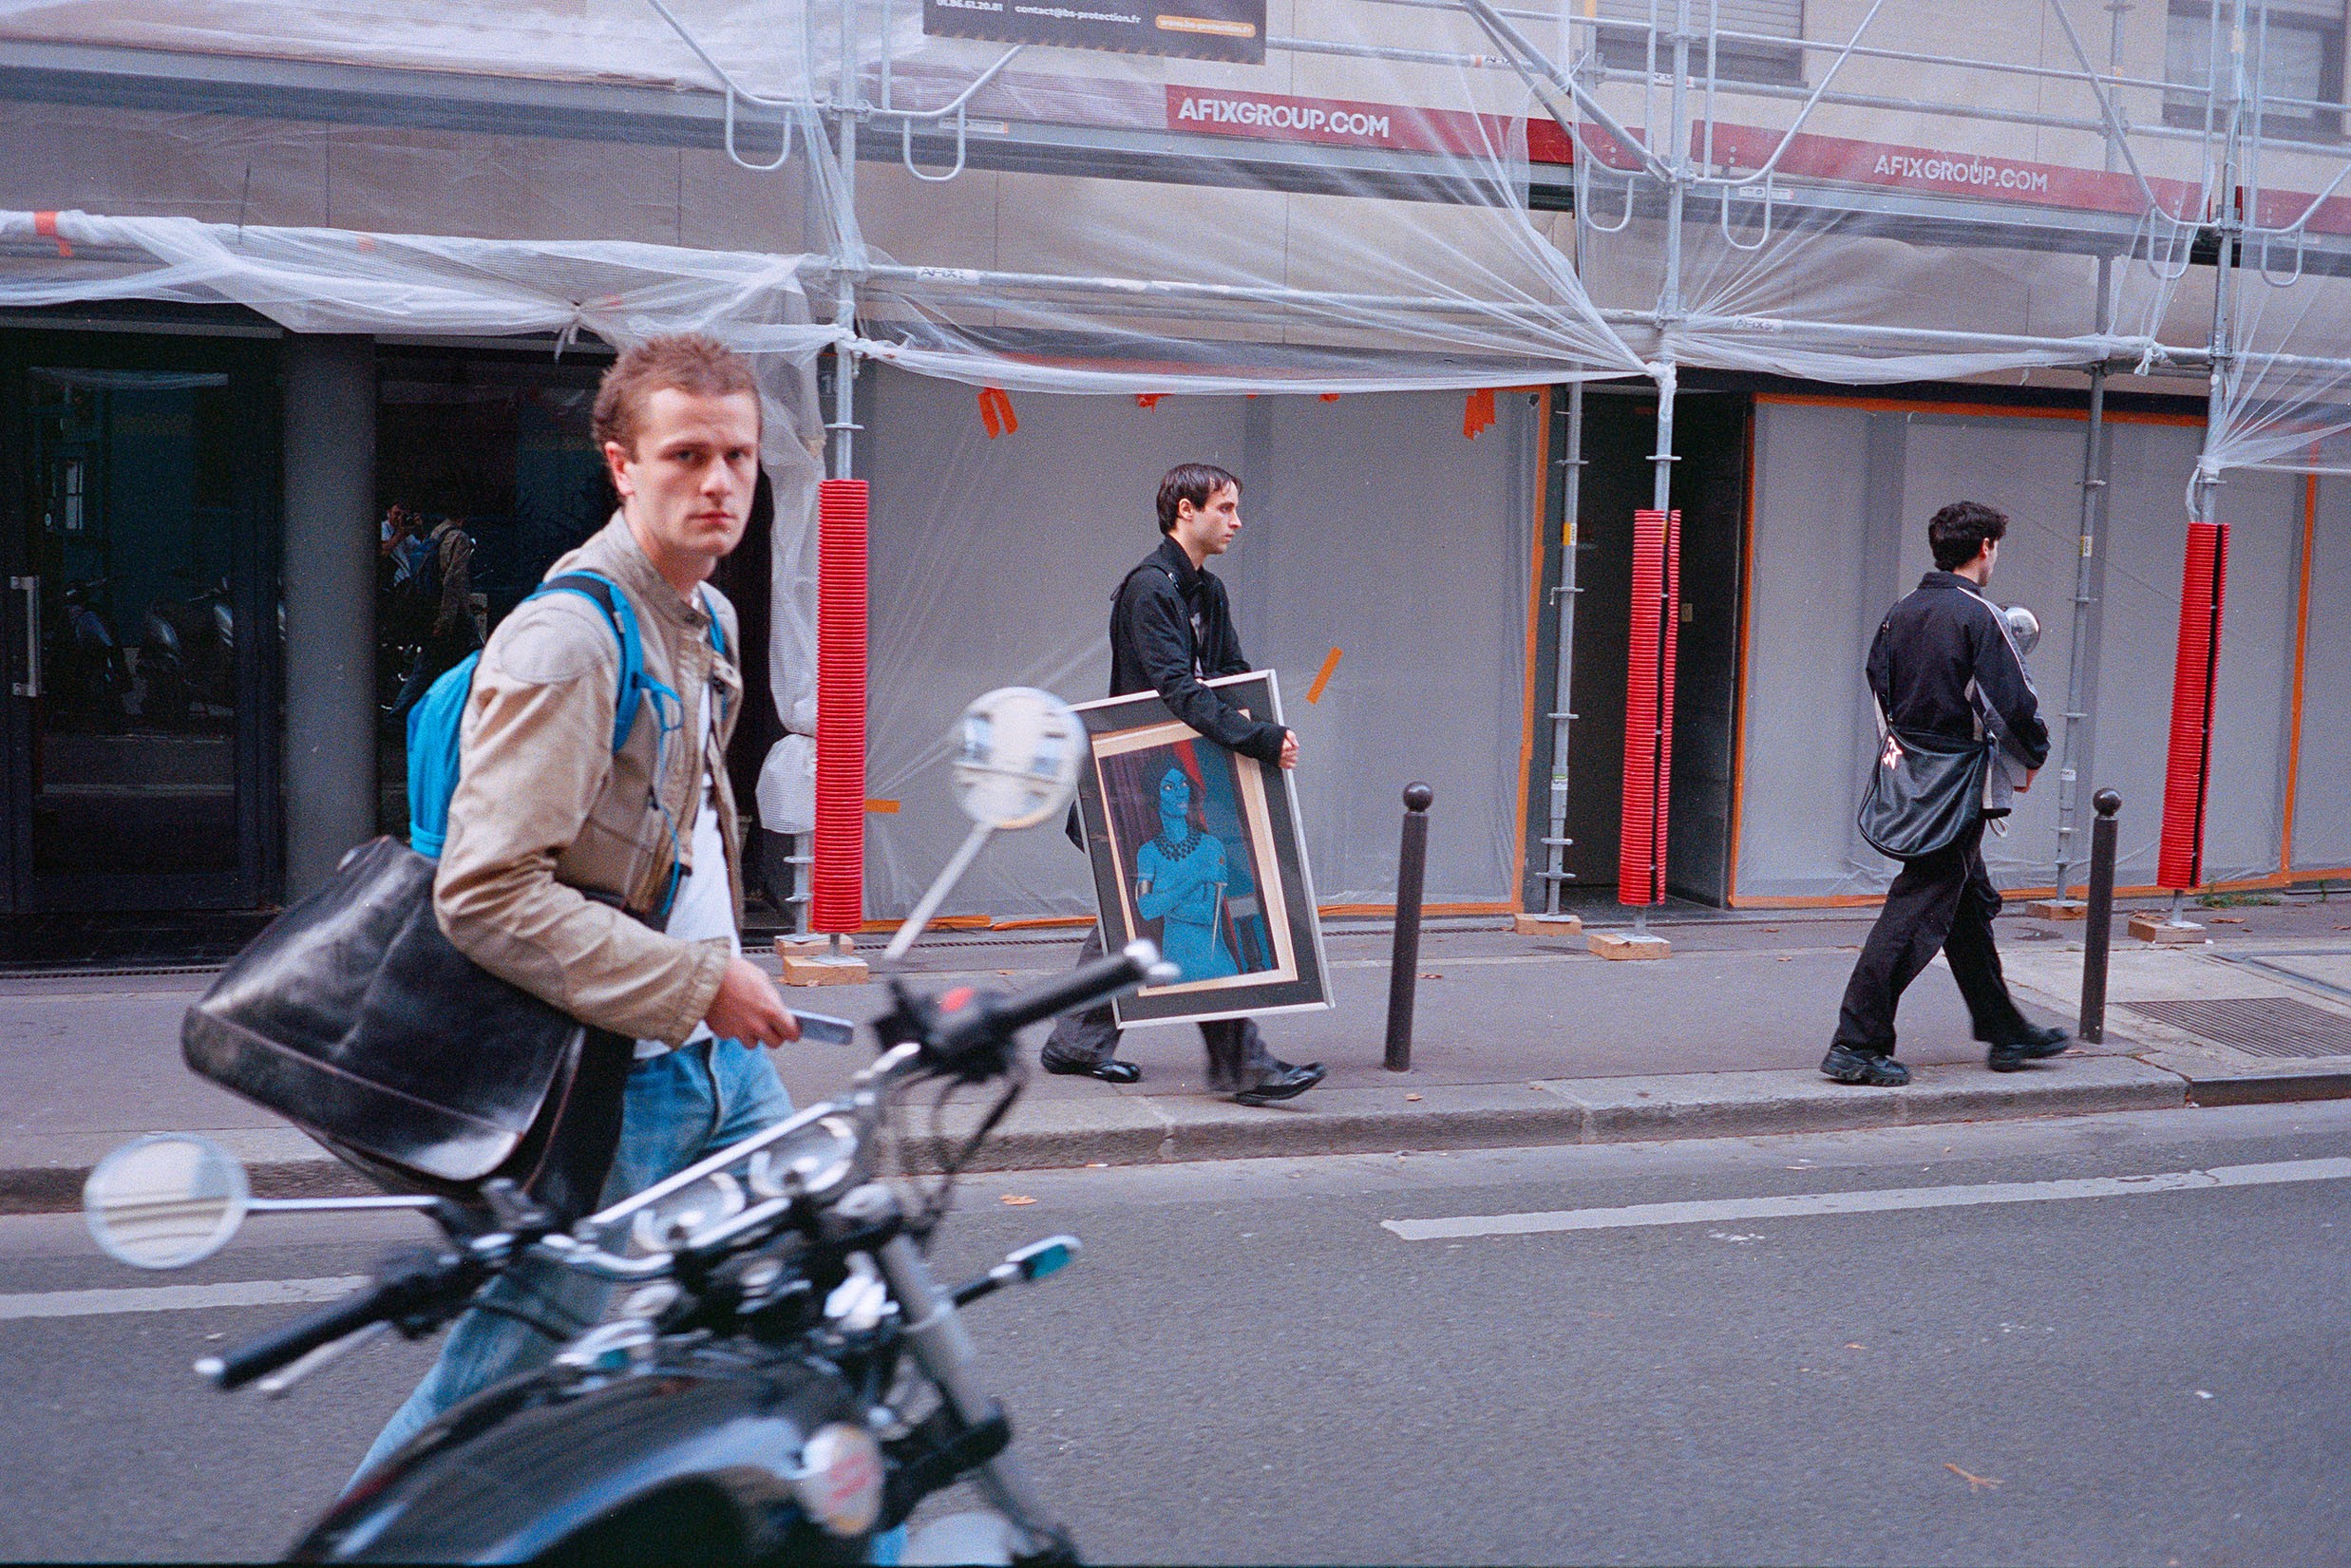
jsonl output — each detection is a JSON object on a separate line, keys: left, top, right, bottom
{"left": 1384, "top": 783, "right": 1434, "bottom": 1073}
{"left": 2079, "top": 789, "right": 2121, "bottom": 1044}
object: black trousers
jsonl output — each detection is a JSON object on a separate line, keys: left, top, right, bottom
{"left": 1832, "top": 819, "right": 2028, "bottom": 1055}
{"left": 1041, "top": 928, "right": 1280, "bottom": 1091}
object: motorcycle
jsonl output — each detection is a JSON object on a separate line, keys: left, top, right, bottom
{"left": 54, "top": 576, "right": 135, "bottom": 731}
{"left": 83, "top": 686, "right": 1139, "bottom": 1564}
{"left": 139, "top": 574, "right": 235, "bottom": 729}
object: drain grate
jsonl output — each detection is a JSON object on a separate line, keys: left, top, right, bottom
{"left": 2118, "top": 996, "right": 2351, "bottom": 1060}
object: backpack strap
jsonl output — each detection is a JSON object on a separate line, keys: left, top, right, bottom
{"left": 531, "top": 572, "right": 662, "bottom": 755}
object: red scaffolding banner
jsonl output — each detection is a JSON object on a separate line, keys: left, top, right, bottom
{"left": 2156, "top": 520, "right": 2228, "bottom": 892}
{"left": 813, "top": 479, "right": 869, "bottom": 934}
{"left": 1618, "top": 508, "right": 1681, "bottom": 906}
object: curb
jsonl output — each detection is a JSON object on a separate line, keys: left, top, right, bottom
{"left": 10, "top": 1054, "right": 2344, "bottom": 1215}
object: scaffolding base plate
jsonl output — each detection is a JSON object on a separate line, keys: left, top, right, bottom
{"left": 2127, "top": 915, "right": 2206, "bottom": 947}
{"left": 2023, "top": 899, "right": 2088, "bottom": 921}
{"left": 1512, "top": 913, "right": 1583, "bottom": 936}
{"left": 1589, "top": 931, "right": 1671, "bottom": 961}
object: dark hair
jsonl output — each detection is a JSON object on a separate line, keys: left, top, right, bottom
{"left": 593, "top": 333, "right": 760, "bottom": 456}
{"left": 1928, "top": 500, "right": 2009, "bottom": 572}
{"left": 1156, "top": 463, "right": 1242, "bottom": 536}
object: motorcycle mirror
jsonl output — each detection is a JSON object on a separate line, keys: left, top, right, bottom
{"left": 951, "top": 686, "right": 1084, "bottom": 832}
{"left": 83, "top": 1133, "right": 249, "bottom": 1270}
{"left": 885, "top": 689, "right": 1085, "bottom": 963}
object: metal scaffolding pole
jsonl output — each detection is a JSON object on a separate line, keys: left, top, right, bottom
{"left": 1631, "top": 0, "right": 1695, "bottom": 938}
{"left": 1541, "top": 381, "right": 1585, "bottom": 916}
{"left": 2047, "top": 0, "right": 2133, "bottom": 911}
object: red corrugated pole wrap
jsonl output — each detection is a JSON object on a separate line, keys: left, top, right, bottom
{"left": 814, "top": 479, "right": 868, "bottom": 935}
{"left": 2156, "top": 520, "right": 2228, "bottom": 893}
{"left": 1619, "top": 509, "right": 1681, "bottom": 906}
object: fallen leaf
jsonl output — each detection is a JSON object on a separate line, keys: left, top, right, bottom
{"left": 1000, "top": 1195, "right": 1037, "bottom": 1206}
{"left": 2209, "top": 916, "right": 2246, "bottom": 925}
{"left": 1944, "top": 1463, "right": 2002, "bottom": 1493}
{"left": 1404, "top": 1092, "right": 1423, "bottom": 1102}
{"left": 1776, "top": 956, "right": 1793, "bottom": 962}
{"left": 1845, "top": 1343, "right": 1866, "bottom": 1351}
{"left": 1418, "top": 972, "right": 1443, "bottom": 980}
{"left": 997, "top": 968, "right": 1017, "bottom": 974}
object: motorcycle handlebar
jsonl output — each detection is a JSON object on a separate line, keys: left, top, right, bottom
{"left": 927, "top": 940, "right": 1169, "bottom": 1069}
{"left": 199, "top": 1279, "right": 407, "bottom": 1391}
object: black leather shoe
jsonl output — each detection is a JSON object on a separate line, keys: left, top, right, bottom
{"left": 1042, "top": 1057, "right": 1142, "bottom": 1085}
{"left": 1987, "top": 1025, "right": 2070, "bottom": 1072}
{"left": 1820, "top": 1045, "right": 1910, "bottom": 1086}
{"left": 1233, "top": 1062, "right": 1325, "bottom": 1105}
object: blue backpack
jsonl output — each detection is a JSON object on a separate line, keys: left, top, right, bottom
{"left": 407, "top": 571, "right": 726, "bottom": 916}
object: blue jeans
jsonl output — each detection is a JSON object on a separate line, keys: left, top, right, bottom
{"left": 350, "top": 1037, "right": 794, "bottom": 1484}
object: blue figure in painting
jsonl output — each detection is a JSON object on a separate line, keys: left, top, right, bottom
{"left": 1133, "top": 766, "right": 1239, "bottom": 983}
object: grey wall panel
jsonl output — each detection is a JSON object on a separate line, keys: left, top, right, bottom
{"left": 1735, "top": 401, "right": 1880, "bottom": 899}
{"left": 858, "top": 369, "right": 1533, "bottom": 920}
{"left": 2292, "top": 481, "right": 2351, "bottom": 874}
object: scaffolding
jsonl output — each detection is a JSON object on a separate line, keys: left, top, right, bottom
{"left": 6, "top": 0, "right": 2351, "bottom": 915}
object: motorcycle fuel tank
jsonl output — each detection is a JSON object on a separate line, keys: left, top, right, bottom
{"left": 294, "top": 1340, "right": 872, "bottom": 1564}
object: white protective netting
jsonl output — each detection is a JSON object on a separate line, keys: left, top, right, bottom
{"left": 6, "top": 0, "right": 2350, "bottom": 910}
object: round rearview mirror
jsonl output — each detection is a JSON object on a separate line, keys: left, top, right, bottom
{"left": 84, "top": 1133, "right": 249, "bottom": 1270}
{"left": 952, "top": 687, "right": 1083, "bottom": 831}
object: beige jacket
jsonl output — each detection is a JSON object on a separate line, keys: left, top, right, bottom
{"left": 435, "top": 515, "right": 746, "bottom": 1045}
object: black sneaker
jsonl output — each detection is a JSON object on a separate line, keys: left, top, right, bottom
{"left": 1042, "top": 1055, "right": 1143, "bottom": 1085}
{"left": 1987, "top": 1025, "right": 2070, "bottom": 1072}
{"left": 1820, "top": 1045, "right": 1910, "bottom": 1086}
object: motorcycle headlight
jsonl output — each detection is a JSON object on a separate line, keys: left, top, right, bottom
{"left": 792, "top": 1423, "right": 883, "bottom": 1538}
{"left": 747, "top": 1115, "right": 859, "bottom": 1203}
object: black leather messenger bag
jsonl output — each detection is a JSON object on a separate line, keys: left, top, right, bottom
{"left": 1855, "top": 724, "right": 1994, "bottom": 863}
{"left": 181, "top": 836, "right": 631, "bottom": 1219}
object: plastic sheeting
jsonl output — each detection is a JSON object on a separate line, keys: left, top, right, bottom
{"left": 860, "top": 368, "right": 1535, "bottom": 917}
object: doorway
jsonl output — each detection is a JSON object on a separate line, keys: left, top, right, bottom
{"left": 1523, "top": 387, "right": 1749, "bottom": 907}
{"left": 0, "top": 330, "right": 280, "bottom": 912}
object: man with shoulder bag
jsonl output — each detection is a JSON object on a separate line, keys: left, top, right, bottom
{"left": 1826, "top": 500, "right": 2070, "bottom": 1087}
{"left": 351, "top": 334, "right": 804, "bottom": 1480}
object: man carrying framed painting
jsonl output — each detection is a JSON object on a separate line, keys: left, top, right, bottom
{"left": 1040, "top": 462, "right": 1325, "bottom": 1105}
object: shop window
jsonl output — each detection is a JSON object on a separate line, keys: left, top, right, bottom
{"left": 374, "top": 349, "right": 612, "bottom": 840}
{"left": 2166, "top": 0, "right": 2345, "bottom": 140}
{"left": 1593, "top": 0, "right": 1806, "bottom": 89}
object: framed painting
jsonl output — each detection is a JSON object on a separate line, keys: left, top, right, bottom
{"left": 1070, "top": 671, "right": 1330, "bottom": 1027}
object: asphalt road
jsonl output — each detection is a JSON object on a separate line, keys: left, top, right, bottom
{"left": 4, "top": 1101, "right": 2347, "bottom": 1565}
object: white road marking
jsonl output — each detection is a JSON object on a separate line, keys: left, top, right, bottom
{"left": 1381, "top": 1157, "right": 2351, "bottom": 1241}
{"left": 0, "top": 1275, "right": 368, "bottom": 1321}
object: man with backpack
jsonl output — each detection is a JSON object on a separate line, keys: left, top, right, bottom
{"left": 352, "top": 334, "right": 802, "bottom": 1481}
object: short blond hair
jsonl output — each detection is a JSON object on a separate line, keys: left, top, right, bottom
{"left": 592, "top": 334, "right": 759, "bottom": 455}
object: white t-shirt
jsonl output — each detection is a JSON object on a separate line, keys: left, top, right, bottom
{"left": 635, "top": 719, "right": 739, "bottom": 1059}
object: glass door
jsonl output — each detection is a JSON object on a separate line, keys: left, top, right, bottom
{"left": 2, "top": 331, "right": 278, "bottom": 911}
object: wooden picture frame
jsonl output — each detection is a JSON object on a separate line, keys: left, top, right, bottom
{"left": 1071, "top": 671, "right": 1331, "bottom": 1027}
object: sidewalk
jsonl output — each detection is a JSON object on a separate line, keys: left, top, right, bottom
{"left": 7, "top": 897, "right": 2350, "bottom": 1209}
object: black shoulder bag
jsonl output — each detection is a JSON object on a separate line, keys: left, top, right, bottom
{"left": 1856, "top": 720, "right": 1994, "bottom": 862}
{"left": 181, "top": 837, "right": 633, "bottom": 1219}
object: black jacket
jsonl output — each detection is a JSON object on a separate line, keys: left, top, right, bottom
{"left": 1107, "top": 537, "right": 1286, "bottom": 764}
{"left": 1867, "top": 570, "right": 2050, "bottom": 767}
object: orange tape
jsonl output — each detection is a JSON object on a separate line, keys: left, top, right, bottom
{"left": 978, "top": 387, "right": 1018, "bottom": 438}
{"left": 1306, "top": 646, "right": 1343, "bottom": 705}
{"left": 1463, "top": 387, "right": 1496, "bottom": 439}
{"left": 863, "top": 799, "right": 901, "bottom": 814}
{"left": 1318, "top": 392, "right": 1341, "bottom": 403}
{"left": 1135, "top": 393, "right": 1166, "bottom": 409}
{"left": 33, "top": 211, "right": 71, "bottom": 259}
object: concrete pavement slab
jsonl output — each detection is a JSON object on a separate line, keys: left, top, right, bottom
{"left": 7, "top": 907, "right": 2349, "bottom": 1211}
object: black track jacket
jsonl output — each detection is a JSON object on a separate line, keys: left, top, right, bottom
{"left": 1107, "top": 537, "right": 1286, "bottom": 764}
{"left": 1867, "top": 570, "right": 2050, "bottom": 767}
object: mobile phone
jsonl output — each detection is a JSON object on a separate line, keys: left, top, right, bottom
{"left": 792, "top": 1010, "right": 858, "bottom": 1046}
